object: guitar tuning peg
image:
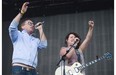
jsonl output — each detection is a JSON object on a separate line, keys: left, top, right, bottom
{"left": 96, "top": 55, "right": 99, "bottom": 59}
{"left": 104, "top": 52, "right": 112, "bottom": 60}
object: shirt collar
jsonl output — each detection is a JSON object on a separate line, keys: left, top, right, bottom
{"left": 22, "top": 30, "right": 33, "bottom": 36}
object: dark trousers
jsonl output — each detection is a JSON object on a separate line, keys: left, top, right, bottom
{"left": 12, "top": 66, "right": 37, "bottom": 75}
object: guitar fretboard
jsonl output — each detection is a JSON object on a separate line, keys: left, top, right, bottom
{"left": 78, "top": 56, "right": 105, "bottom": 70}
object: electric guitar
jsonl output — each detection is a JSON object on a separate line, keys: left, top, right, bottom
{"left": 55, "top": 52, "right": 112, "bottom": 75}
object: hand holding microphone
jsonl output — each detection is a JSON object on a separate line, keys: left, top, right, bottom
{"left": 73, "top": 38, "right": 80, "bottom": 48}
{"left": 35, "top": 21, "right": 44, "bottom": 29}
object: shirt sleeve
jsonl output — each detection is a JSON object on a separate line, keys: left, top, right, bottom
{"left": 8, "top": 20, "right": 19, "bottom": 43}
{"left": 37, "top": 40, "right": 47, "bottom": 50}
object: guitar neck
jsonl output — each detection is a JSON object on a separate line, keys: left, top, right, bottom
{"left": 78, "top": 56, "right": 105, "bottom": 70}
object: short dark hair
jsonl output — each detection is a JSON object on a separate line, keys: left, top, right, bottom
{"left": 20, "top": 18, "right": 33, "bottom": 30}
{"left": 21, "top": 18, "right": 32, "bottom": 26}
{"left": 65, "top": 32, "right": 81, "bottom": 49}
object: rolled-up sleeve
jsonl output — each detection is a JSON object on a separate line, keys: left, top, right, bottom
{"left": 37, "top": 40, "right": 47, "bottom": 49}
{"left": 9, "top": 20, "right": 19, "bottom": 43}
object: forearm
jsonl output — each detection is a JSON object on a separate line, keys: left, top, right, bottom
{"left": 38, "top": 28, "right": 47, "bottom": 41}
{"left": 60, "top": 47, "right": 75, "bottom": 59}
{"left": 79, "top": 25, "right": 94, "bottom": 51}
{"left": 85, "top": 26, "right": 93, "bottom": 40}
{"left": 66, "top": 48, "right": 75, "bottom": 59}
{"left": 86, "top": 20, "right": 94, "bottom": 40}
{"left": 13, "top": 13, "right": 23, "bottom": 23}
{"left": 13, "top": 2, "right": 29, "bottom": 23}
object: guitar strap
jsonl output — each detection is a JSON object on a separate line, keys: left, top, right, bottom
{"left": 76, "top": 49, "right": 86, "bottom": 75}
{"left": 75, "top": 49, "right": 85, "bottom": 65}
{"left": 75, "top": 50, "right": 81, "bottom": 63}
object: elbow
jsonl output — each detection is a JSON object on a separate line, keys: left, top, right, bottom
{"left": 9, "top": 20, "right": 19, "bottom": 31}
{"left": 8, "top": 24, "right": 17, "bottom": 32}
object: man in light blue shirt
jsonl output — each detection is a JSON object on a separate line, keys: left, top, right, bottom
{"left": 9, "top": 2, "right": 47, "bottom": 75}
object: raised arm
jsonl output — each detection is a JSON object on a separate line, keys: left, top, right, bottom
{"left": 36, "top": 23, "right": 47, "bottom": 48}
{"left": 36, "top": 22, "right": 47, "bottom": 41}
{"left": 13, "top": 2, "right": 29, "bottom": 23}
{"left": 9, "top": 2, "right": 29, "bottom": 42}
{"left": 79, "top": 20, "right": 94, "bottom": 52}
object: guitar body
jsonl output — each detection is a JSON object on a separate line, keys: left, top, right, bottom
{"left": 55, "top": 52, "right": 112, "bottom": 75}
{"left": 55, "top": 62, "right": 83, "bottom": 75}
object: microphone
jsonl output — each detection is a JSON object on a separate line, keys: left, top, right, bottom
{"left": 35, "top": 21, "right": 44, "bottom": 29}
{"left": 73, "top": 39, "right": 79, "bottom": 47}
{"left": 73, "top": 39, "right": 78, "bottom": 45}
{"left": 76, "top": 39, "right": 78, "bottom": 42}
{"left": 75, "top": 39, "right": 79, "bottom": 43}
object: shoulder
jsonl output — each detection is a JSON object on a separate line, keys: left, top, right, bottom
{"left": 60, "top": 47, "right": 67, "bottom": 55}
{"left": 60, "top": 47, "right": 68, "bottom": 53}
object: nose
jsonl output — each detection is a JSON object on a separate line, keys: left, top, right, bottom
{"left": 31, "top": 25, "right": 35, "bottom": 28}
{"left": 32, "top": 24, "right": 34, "bottom": 26}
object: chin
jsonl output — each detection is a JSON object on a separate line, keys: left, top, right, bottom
{"left": 30, "top": 30, "right": 34, "bottom": 34}
{"left": 31, "top": 29, "right": 34, "bottom": 32}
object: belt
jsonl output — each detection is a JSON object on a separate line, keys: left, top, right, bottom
{"left": 12, "top": 63, "right": 35, "bottom": 71}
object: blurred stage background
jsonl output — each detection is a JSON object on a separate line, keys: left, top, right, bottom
{"left": 2, "top": 0, "right": 114, "bottom": 75}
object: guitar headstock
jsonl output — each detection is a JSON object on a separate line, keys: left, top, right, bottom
{"left": 104, "top": 52, "right": 112, "bottom": 60}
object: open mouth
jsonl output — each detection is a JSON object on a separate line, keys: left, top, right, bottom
{"left": 71, "top": 40, "right": 75, "bottom": 43}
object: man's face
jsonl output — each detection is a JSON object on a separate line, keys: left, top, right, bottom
{"left": 22, "top": 20, "right": 35, "bottom": 34}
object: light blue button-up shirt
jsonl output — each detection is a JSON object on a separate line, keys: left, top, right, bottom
{"left": 9, "top": 20, "right": 47, "bottom": 68}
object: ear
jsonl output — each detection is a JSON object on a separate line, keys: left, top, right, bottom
{"left": 66, "top": 39, "right": 68, "bottom": 42}
{"left": 66, "top": 39, "right": 67, "bottom": 41}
